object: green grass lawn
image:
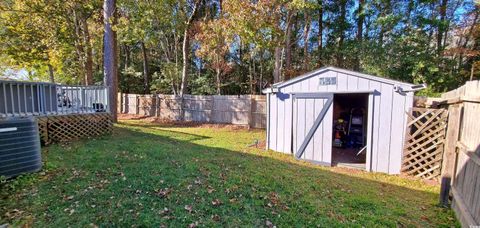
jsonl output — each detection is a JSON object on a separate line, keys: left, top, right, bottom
{"left": 1, "top": 120, "right": 458, "bottom": 227}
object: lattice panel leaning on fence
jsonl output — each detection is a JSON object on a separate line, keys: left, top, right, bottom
{"left": 402, "top": 107, "right": 448, "bottom": 180}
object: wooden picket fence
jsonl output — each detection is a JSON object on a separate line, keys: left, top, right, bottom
{"left": 402, "top": 108, "right": 448, "bottom": 180}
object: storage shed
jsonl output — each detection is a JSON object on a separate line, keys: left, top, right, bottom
{"left": 263, "top": 67, "right": 425, "bottom": 174}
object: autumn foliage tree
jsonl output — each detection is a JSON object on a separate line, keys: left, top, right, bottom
{"left": 195, "top": 18, "right": 233, "bottom": 95}
{"left": 1, "top": 0, "right": 479, "bottom": 96}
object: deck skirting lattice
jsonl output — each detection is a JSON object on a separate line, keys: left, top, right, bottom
{"left": 37, "top": 113, "right": 112, "bottom": 144}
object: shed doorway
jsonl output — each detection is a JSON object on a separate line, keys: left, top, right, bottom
{"left": 332, "top": 93, "right": 369, "bottom": 169}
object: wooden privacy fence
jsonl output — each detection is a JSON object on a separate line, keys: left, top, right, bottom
{"left": 402, "top": 108, "right": 448, "bottom": 180}
{"left": 118, "top": 93, "right": 266, "bottom": 128}
{"left": 401, "top": 81, "right": 480, "bottom": 226}
{"left": 438, "top": 81, "right": 480, "bottom": 227}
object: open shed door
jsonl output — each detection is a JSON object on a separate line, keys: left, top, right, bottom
{"left": 293, "top": 94, "right": 333, "bottom": 166}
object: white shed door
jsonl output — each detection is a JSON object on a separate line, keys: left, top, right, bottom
{"left": 293, "top": 94, "right": 333, "bottom": 166}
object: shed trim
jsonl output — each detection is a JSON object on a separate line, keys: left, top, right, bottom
{"left": 263, "top": 67, "right": 417, "bottom": 94}
{"left": 266, "top": 94, "right": 271, "bottom": 150}
{"left": 290, "top": 90, "right": 376, "bottom": 95}
{"left": 294, "top": 157, "right": 331, "bottom": 166}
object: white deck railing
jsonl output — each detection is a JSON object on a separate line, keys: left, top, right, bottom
{"left": 0, "top": 80, "right": 109, "bottom": 118}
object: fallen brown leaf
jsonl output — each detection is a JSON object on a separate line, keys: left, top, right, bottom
{"left": 184, "top": 205, "right": 193, "bottom": 213}
{"left": 160, "top": 207, "right": 170, "bottom": 215}
{"left": 266, "top": 220, "right": 276, "bottom": 228}
{"left": 211, "top": 214, "right": 221, "bottom": 221}
{"left": 207, "top": 186, "right": 215, "bottom": 193}
{"left": 155, "top": 188, "right": 172, "bottom": 198}
{"left": 211, "top": 199, "right": 222, "bottom": 206}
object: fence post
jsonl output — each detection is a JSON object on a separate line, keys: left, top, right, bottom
{"left": 248, "top": 95, "right": 254, "bottom": 129}
{"left": 136, "top": 95, "right": 139, "bottom": 115}
{"left": 210, "top": 96, "right": 215, "bottom": 123}
{"left": 155, "top": 94, "right": 160, "bottom": 117}
{"left": 440, "top": 104, "right": 462, "bottom": 206}
{"left": 118, "top": 92, "right": 123, "bottom": 114}
{"left": 180, "top": 95, "right": 185, "bottom": 121}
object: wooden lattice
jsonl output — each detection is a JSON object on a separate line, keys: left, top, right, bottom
{"left": 37, "top": 117, "right": 49, "bottom": 144}
{"left": 402, "top": 108, "right": 448, "bottom": 180}
{"left": 36, "top": 113, "right": 112, "bottom": 144}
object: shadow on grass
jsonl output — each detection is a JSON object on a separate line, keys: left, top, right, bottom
{"left": 120, "top": 119, "right": 253, "bottom": 130}
{"left": 122, "top": 122, "right": 212, "bottom": 143}
{"left": 0, "top": 122, "right": 458, "bottom": 227}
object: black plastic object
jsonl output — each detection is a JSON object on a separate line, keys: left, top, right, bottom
{"left": 0, "top": 117, "right": 42, "bottom": 178}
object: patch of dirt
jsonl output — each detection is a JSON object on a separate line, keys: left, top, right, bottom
{"left": 118, "top": 114, "right": 153, "bottom": 120}
{"left": 118, "top": 114, "right": 252, "bottom": 130}
{"left": 331, "top": 166, "right": 366, "bottom": 175}
{"left": 398, "top": 173, "right": 439, "bottom": 186}
{"left": 248, "top": 140, "right": 266, "bottom": 149}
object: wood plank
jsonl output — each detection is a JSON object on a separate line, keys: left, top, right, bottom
{"left": 471, "top": 166, "right": 480, "bottom": 223}
{"left": 313, "top": 98, "right": 323, "bottom": 161}
{"left": 457, "top": 141, "right": 480, "bottom": 167}
{"left": 415, "top": 164, "right": 441, "bottom": 179}
{"left": 304, "top": 98, "right": 315, "bottom": 160}
{"left": 369, "top": 81, "right": 382, "bottom": 171}
{"left": 388, "top": 92, "right": 407, "bottom": 174}
{"left": 322, "top": 98, "right": 333, "bottom": 165}
{"left": 452, "top": 186, "right": 478, "bottom": 227}
{"left": 462, "top": 161, "right": 476, "bottom": 213}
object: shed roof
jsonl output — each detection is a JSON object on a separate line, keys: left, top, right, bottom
{"left": 264, "top": 67, "right": 417, "bottom": 93}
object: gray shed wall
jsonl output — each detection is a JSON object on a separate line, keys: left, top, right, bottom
{"left": 267, "top": 69, "right": 413, "bottom": 174}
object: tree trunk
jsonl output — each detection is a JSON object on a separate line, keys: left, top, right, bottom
{"left": 180, "top": 28, "right": 190, "bottom": 96}
{"left": 354, "top": 0, "right": 365, "bottom": 71}
{"left": 259, "top": 50, "right": 264, "bottom": 92}
{"left": 103, "top": 0, "right": 118, "bottom": 122}
{"left": 406, "top": 0, "right": 414, "bottom": 25}
{"left": 357, "top": 0, "right": 364, "bottom": 42}
{"left": 437, "top": 0, "right": 448, "bottom": 55}
{"left": 303, "top": 14, "right": 311, "bottom": 71}
{"left": 141, "top": 41, "right": 150, "bottom": 94}
{"left": 82, "top": 17, "right": 94, "bottom": 85}
{"left": 173, "top": 32, "right": 179, "bottom": 95}
{"left": 284, "top": 11, "right": 294, "bottom": 71}
{"left": 215, "top": 68, "right": 221, "bottom": 95}
{"left": 273, "top": 47, "right": 282, "bottom": 83}
{"left": 48, "top": 64, "right": 55, "bottom": 83}
{"left": 318, "top": 0, "right": 323, "bottom": 50}
{"left": 179, "top": 1, "right": 200, "bottom": 97}
{"left": 336, "top": 0, "right": 347, "bottom": 68}
{"left": 252, "top": 57, "right": 256, "bottom": 94}
{"left": 73, "top": 9, "right": 86, "bottom": 84}
{"left": 471, "top": 63, "right": 476, "bottom": 81}
{"left": 378, "top": 1, "right": 391, "bottom": 46}
{"left": 318, "top": 0, "right": 323, "bottom": 66}
{"left": 122, "top": 44, "right": 130, "bottom": 93}
{"left": 124, "top": 44, "right": 130, "bottom": 73}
